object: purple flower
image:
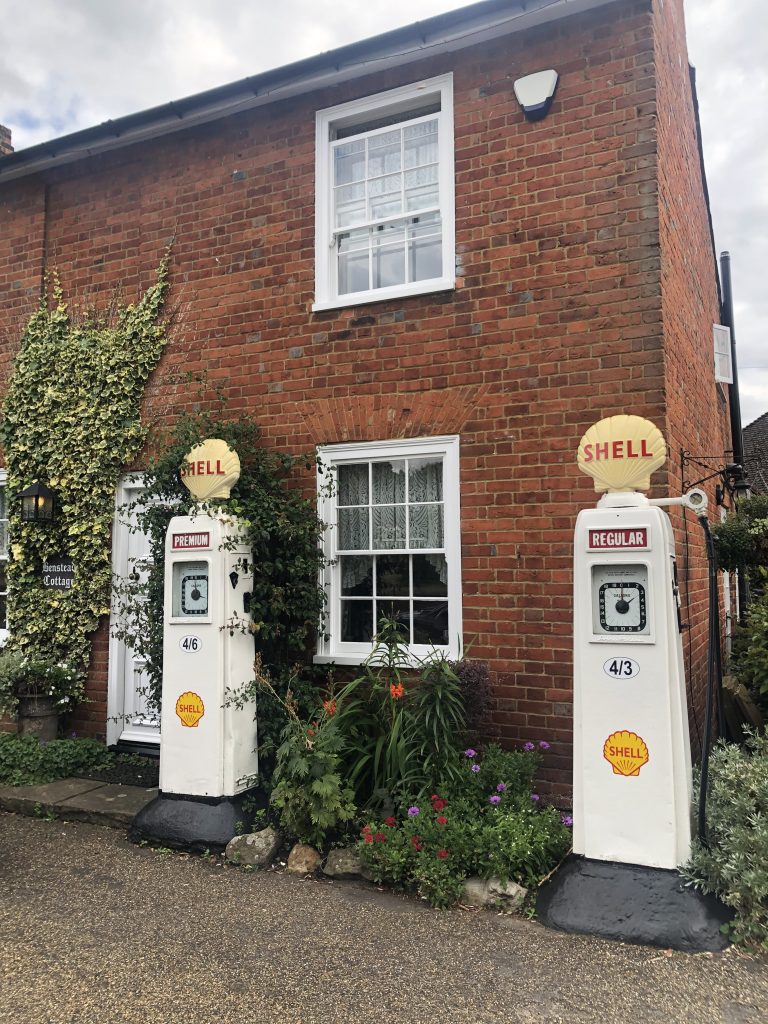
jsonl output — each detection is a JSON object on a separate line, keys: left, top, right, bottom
{"left": 407, "top": 806, "right": 420, "bottom": 817}
{"left": 496, "top": 783, "right": 507, "bottom": 793}
{"left": 489, "top": 795, "right": 502, "bottom": 805}
{"left": 561, "top": 814, "right": 573, "bottom": 827}
{"left": 471, "top": 764, "right": 481, "bottom": 773}
{"left": 70, "top": 731, "right": 78, "bottom": 739}
{"left": 530, "top": 793, "right": 540, "bottom": 802}
{"left": 464, "top": 748, "right": 477, "bottom": 758}
{"left": 538, "top": 740, "right": 550, "bottom": 750}
{"left": 523, "top": 742, "right": 535, "bottom": 752}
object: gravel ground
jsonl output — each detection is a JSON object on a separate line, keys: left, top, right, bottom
{"left": 0, "top": 811, "right": 766, "bottom": 1024}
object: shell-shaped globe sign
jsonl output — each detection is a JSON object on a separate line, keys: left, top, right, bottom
{"left": 180, "top": 438, "right": 241, "bottom": 500}
{"left": 577, "top": 415, "right": 666, "bottom": 493}
{"left": 603, "top": 730, "right": 649, "bottom": 776}
{"left": 175, "top": 691, "right": 205, "bottom": 728}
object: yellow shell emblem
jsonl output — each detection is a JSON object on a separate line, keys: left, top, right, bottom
{"left": 180, "top": 438, "right": 241, "bottom": 500}
{"left": 603, "top": 730, "right": 649, "bottom": 777}
{"left": 577, "top": 415, "right": 666, "bottom": 493}
{"left": 175, "top": 691, "right": 205, "bottom": 728}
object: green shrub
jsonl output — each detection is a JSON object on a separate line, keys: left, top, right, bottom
{"left": 358, "top": 743, "right": 572, "bottom": 909}
{"left": 332, "top": 617, "right": 467, "bottom": 809}
{"left": 684, "top": 731, "right": 768, "bottom": 949}
{"left": 0, "top": 734, "right": 113, "bottom": 787}
{"left": 729, "top": 592, "right": 768, "bottom": 707}
{"left": 712, "top": 496, "right": 768, "bottom": 573}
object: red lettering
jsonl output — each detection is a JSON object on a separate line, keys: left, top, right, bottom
{"left": 612, "top": 440, "right": 624, "bottom": 459}
{"left": 641, "top": 439, "right": 651, "bottom": 456}
{"left": 583, "top": 444, "right": 593, "bottom": 463}
{"left": 626, "top": 439, "right": 638, "bottom": 458}
{"left": 595, "top": 442, "right": 609, "bottom": 460}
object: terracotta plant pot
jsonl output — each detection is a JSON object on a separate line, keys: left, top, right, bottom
{"left": 18, "top": 694, "right": 59, "bottom": 742}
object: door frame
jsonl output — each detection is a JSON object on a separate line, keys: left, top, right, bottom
{"left": 107, "top": 474, "right": 160, "bottom": 747}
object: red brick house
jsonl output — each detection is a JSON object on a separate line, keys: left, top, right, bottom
{"left": 0, "top": 0, "right": 732, "bottom": 798}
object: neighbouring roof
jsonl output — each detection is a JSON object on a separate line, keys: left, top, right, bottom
{"left": 743, "top": 411, "right": 768, "bottom": 494}
{"left": 0, "top": 0, "right": 617, "bottom": 183}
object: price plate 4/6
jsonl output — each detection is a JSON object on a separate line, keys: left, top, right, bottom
{"left": 179, "top": 635, "right": 202, "bottom": 654}
{"left": 603, "top": 657, "right": 640, "bottom": 679}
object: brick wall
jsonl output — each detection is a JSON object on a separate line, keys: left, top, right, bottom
{"left": 653, "top": 0, "right": 731, "bottom": 756}
{"left": 0, "top": 1, "right": 728, "bottom": 796}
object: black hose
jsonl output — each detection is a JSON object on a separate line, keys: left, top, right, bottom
{"left": 696, "top": 514, "right": 722, "bottom": 846}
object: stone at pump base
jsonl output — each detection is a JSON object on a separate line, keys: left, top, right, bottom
{"left": 130, "top": 789, "right": 266, "bottom": 852}
{"left": 536, "top": 856, "right": 732, "bottom": 953}
{"left": 462, "top": 877, "right": 528, "bottom": 911}
{"left": 322, "top": 847, "right": 367, "bottom": 880}
{"left": 286, "top": 843, "right": 322, "bottom": 874}
{"left": 225, "top": 826, "right": 281, "bottom": 868}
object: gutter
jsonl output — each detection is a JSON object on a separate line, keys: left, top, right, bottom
{"left": 0, "top": 0, "right": 618, "bottom": 183}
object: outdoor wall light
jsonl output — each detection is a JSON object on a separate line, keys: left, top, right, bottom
{"left": 513, "top": 69, "right": 559, "bottom": 121}
{"left": 17, "top": 481, "right": 57, "bottom": 523}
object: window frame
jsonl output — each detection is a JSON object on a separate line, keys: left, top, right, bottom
{"left": 313, "top": 73, "right": 456, "bottom": 312}
{"left": 315, "top": 435, "right": 462, "bottom": 665}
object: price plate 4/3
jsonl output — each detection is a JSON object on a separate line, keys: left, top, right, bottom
{"left": 179, "top": 635, "right": 202, "bottom": 654}
{"left": 603, "top": 657, "right": 640, "bottom": 679}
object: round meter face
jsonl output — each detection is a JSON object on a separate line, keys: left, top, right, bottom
{"left": 591, "top": 563, "right": 650, "bottom": 636}
{"left": 182, "top": 574, "right": 208, "bottom": 615}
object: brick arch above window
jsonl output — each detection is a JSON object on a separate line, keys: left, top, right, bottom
{"left": 298, "top": 384, "right": 490, "bottom": 446}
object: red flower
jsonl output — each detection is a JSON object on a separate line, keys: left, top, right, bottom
{"left": 361, "top": 825, "right": 372, "bottom": 834}
{"left": 384, "top": 816, "right": 397, "bottom": 827}
{"left": 363, "top": 833, "right": 373, "bottom": 844}
{"left": 322, "top": 699, "right": 337, "bottom": 716}
{"left": 436, "top": 816, "right": 448, "bottom": 826}
{"left": 390, "top": 682, "right": 406, "bottom": 700}
{"left": 436, "top": 849, "right": 449, "bottom": 859}
{"left": 411, "top": 835, "right": 423, "bottom": 851}
{"left": 431, "top": 798, "right": 446, "bottom": 811}
{"left": 374, "top": 832, "right": 387, "bottom": 843}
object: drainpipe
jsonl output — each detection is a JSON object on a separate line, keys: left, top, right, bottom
{"left": 720, "top": 251, "right": 750, "bottom": 622}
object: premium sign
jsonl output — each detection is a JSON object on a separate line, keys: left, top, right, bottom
{"left": 41, "top": 556, "right": 75, "bottom": 590}
{"left": 180, "top": 438, "right": 241, "bottom": 500}
{"left": 172, "top": 532, "right": 211, "bottom": 551}
{"left": 577, "top": 415, "right": 667, "bottom": 493}
{"left": 588, "top": 527, "right": 649, "bottom": 550}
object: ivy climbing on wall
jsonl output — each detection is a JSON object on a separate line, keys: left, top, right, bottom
{"left": 0, "top": 255, "right": 171, "bottom": 674}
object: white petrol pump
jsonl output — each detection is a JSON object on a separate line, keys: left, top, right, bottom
{"left": 572, "top": 415, "right": 700, "bottom": 870}
{"left": 133, "top": 439, "right": 260, "bottom": 848}
{"left": 159, "top": 510, "right": 257, "bottom": 798}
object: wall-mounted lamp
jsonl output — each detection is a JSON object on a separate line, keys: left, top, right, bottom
{"left": 513, "top": 69, "right": 559, "bottom": 122}
{"left": 17, "top": 481, "right": 57, "bottom": 523}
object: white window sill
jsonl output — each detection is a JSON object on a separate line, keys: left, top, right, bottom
{"left": 312, "top": 278, "right": 455, "bottom": 314}
{"left": 314, "top": 649, "right": 453, "bottom": 668}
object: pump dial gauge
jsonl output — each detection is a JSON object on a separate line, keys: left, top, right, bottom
{"left": 591, "top": 563, "right": 650, "bottom": 636}
{"left": 182, "top": 574, "right": 209, "bottom": 615}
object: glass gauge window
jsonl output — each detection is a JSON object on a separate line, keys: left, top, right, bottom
{"left": 591, "top": 563, "right": 650, "bottom": 636}
{"left": 172, "top": 561, "right": 209, "bottom": 617}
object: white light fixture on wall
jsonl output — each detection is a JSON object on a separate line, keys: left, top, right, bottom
{"left": 513, "top": 69, "right": 559, "bottom": 121}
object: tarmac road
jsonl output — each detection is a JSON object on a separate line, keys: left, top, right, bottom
{"left": 1, "top": 811, "right": 766, "bottom": 1024}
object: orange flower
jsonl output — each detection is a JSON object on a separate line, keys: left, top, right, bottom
{"left": 322, "top": 699, "right": 337, "bottom": 716}
{"left": 390, "top": 683, "right": 406, "bottom": 700}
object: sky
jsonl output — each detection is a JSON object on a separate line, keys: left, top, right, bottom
{"left": 0, "top": 0, "right": 765, "bottom": 427}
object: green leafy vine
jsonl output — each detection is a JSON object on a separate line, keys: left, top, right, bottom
{"left": 0, "top": 255, "right": 171, "bottom": 675}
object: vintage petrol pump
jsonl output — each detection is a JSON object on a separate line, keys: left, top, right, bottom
{"left": 133, "top": 440, "right": 261, "bottom": 849}
{"left": 537, "top": 415, "right": 730, "bottom": 951}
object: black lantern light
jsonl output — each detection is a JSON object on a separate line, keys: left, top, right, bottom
{"left": 17, "top": 481, "right": 57, "bottom": 523}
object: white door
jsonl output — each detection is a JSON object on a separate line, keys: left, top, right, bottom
{"left": 107, "top": 475, "right": 160, "bottom": 747}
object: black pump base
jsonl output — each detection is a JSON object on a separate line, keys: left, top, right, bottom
{"left": 130, "top": 789, "right": 266, "bottom": 852}
{"left": 536, "top": 855, "right": 732, "bottom": 952}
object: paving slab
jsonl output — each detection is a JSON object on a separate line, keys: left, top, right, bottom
{"left": 59, "top": 782, "right": 158, "bottom": 827}
{"left": 0, "top": 778, "right": 157, "bottom": 827}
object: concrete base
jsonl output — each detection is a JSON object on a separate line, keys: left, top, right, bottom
{"left": 130, "top": 789, "right": 266, "bottom": 851}
{"left": 536, "top": 855, "right": 732, "bottom": 952}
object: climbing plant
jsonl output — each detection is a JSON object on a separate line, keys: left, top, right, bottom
{"left": 111, "top": 407, "right": 330, "bottom": 719}
{"left": 0, "top": 255, "right": 171, "bottom": 675}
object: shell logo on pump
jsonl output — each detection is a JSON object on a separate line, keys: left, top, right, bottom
{"left": 176, "top": 692, "right": 205, "bottom": 728}
{"left": 603, "top": 730, "right": 649, "bottom": 776}
{"left": 577, "top": 415, "right": 666, "bottom": 493}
